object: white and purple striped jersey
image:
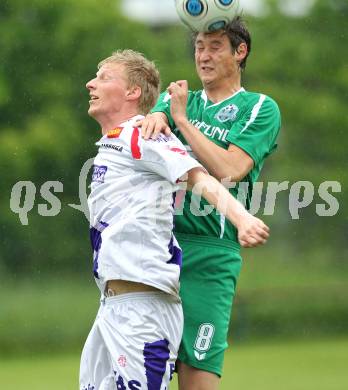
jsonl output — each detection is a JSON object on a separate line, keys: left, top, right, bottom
{"left": 88, "top": 115, "right": 203, "bottom": 297}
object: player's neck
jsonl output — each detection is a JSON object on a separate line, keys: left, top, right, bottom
{"left": 204, "top": 80, "right": 242, "bottom": 104}
{"left": 99, "top": 110, "right": 139, "bottom": 135}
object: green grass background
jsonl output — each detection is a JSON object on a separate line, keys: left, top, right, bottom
{"left": 1, "top": 338, "right": 347, "bottom": 390}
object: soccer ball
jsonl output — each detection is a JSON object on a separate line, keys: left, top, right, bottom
{"left": 175, "top": 0, "right": 240, "bottom": 32}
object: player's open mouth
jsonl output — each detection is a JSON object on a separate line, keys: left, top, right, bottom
{"left": 89, "top": 95, "right": 99, "bottom": 103}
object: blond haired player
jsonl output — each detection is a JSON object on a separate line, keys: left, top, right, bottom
{"left": 80, "top": 49, "right": 269, "bottom": 390}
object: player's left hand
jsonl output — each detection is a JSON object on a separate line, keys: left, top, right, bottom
{"left": 136, "top": 112, "right": 171, "bottom": 140}
{"left": 167, "top": 80, "right": 189, "bottom": 125}
{"left": 237, "top": 214, "right": 270, "bottom": 248}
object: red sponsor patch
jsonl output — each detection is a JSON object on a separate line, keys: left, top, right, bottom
{"left": 107, "top": 127, "right": 123, "bottom": 138}
{"left": 166, "top": 146, "right": 188, "bottom": 156}
{"left": 117, "top": 355, "right": 127, "bottom": 367}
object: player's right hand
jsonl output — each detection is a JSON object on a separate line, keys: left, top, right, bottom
{"left": 136, "top": 112, "right": 171, "bottom": 140}
{"left": 237, "top": 214, "right": 270, "bottom": 248}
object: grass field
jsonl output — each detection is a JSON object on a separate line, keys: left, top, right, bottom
{"left": 1, "top": 337, "right": 347, "bottom": 390}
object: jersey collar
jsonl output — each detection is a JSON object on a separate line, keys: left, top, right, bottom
{"left": 201, "top": 87, "right": 245, "bottom": 109}
{"left": 120, "top": 114, "right": 144, "bottom": 127}
{"left": 100, "top": 115, "right": 144, "bottom": 142}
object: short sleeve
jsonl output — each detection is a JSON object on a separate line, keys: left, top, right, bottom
{"left": 151, "top": 91, "right": 176, "bottom": 129}
{"left": 137, "top": 133, "right": 204, "bottom": 184}
{"left": 226, "top": 95, "right": 281, "bottom": 165}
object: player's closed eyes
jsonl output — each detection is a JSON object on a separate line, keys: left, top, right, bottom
{"left": 196, "top": 45, "right": 220, "bottom": 54}
{"left": 97, "top": 72, "right": 116, "bottom": 81}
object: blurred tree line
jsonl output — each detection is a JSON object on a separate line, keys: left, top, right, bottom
{"left": 0, "top": 0, "right": 347, "bottom": 281}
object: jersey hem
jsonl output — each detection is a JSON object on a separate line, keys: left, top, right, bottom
{"left": 98, "top": 277, "right": 180, "bottom": 299}
{"left": 175, "top": 232, "right": 240, "bottom": 251}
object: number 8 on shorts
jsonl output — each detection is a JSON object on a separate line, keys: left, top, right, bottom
{"left": 194, "top": 323, "right": 215, "bottom": 352}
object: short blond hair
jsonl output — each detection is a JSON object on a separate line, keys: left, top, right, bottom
{"left": 98, "top": 49, "right": 160, "bottom": 115}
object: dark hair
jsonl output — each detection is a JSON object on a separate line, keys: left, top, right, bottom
{"left": 192, "top": 16, "right": 252, "bottom": 71}
{"left": 224, "top": 16, "right": 251, "bottom": 70}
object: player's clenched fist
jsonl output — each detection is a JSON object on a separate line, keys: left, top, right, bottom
{"left": 167, "top": 80, "right": 189, "bottom": 124}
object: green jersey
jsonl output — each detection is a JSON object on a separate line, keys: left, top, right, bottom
{"left": 152, "top": 88, "right": 281, "bottom": 242}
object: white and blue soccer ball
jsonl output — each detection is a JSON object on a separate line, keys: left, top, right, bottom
{"left": 175, "top": 0, "right": 240, "bottom": 32}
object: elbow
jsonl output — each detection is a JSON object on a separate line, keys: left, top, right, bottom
{"left": 213, "top": 160, "right": 253, "bottom": 183}
{"left": 187, "top": 167, "right": 208, "bottom": 189}
{"left": 213, "top": 169, "right": 245, "bottom": 183}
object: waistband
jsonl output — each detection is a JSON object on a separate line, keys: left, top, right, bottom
{"left": 105, "top": 279, "right": 160, "bottom": 296}
{"left": 175, "top": 232, "right": 240, "bottom": 251}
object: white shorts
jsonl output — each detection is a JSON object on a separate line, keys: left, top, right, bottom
{"left": 79, "top": 292, "right": 183, "bottom": 390}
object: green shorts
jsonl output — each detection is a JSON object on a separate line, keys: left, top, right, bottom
{"left": 176, "top": 233, "right": 242, "bottom": 377}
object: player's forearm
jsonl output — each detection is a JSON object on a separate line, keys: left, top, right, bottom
{"left": 175, "top": 117, "right": 245, "bottom": 181}
{"left": 187, "top": 168, "right": 248, "bottom": 229}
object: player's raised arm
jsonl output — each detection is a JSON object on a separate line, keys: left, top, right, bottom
{"left": 186, "top": 167, "right": 269, "bottom": 248}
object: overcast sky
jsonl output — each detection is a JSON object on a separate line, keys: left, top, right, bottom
{"left": 121, "top": 0, "right": 316, "bottom": 25}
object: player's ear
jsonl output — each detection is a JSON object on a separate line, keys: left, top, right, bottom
{"left": 235, "top": 42, "right": 248, "bottom": 62}
{"left": 125, "top": 85, "right": 141, "bottom": 102}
